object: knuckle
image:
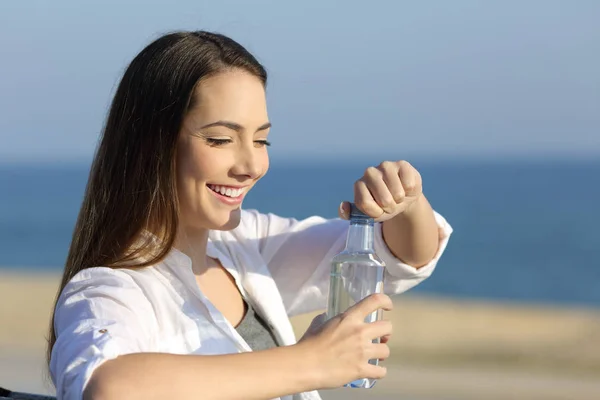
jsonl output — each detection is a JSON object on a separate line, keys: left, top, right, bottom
{"left": 381, "top": 197, "right": 396, "bottom": 209}
{"left": 381, "top": 193, "right": 395, "bottom": 203}
{"left": 379, "top": 161, "right": 395, "bottom": 171}
{"left": 348, "top": 323, "right": 362, "bottom": 338}
{"left": 398, "top": 160, "right": 410, "bottom": 169}
{"left": 354, "top": 343, "right": 367, "bottom": 360}
{"left": 364, "top": 166, "right": 379, "bottom": 177}
{"left": 357, "top": 200, "right": 382, "bottom": 216}
{"left": 358, "top": 328, "right": 371, "bottom": 343}
{"left": 338, "top": 311, "right": 351, "bottom": 323}
{"left": 404, "top": 183, "right": 416, "bottom": 192}
{"left": 393, "top": 192, "right": 405, "bottom": 201}
{"left": 357, "top": 364, "right": 368, "bottom": 377}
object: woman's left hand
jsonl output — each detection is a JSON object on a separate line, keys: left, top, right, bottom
{"left": 339, "top": 160, "right": 423, "bottom": 222}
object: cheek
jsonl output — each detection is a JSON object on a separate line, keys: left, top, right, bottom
{"left": 176, "top": 140, "right": 214, "bottom": 208}
{"left": 259, "top": 150, "right": 270, "bottom": 177}
{"left": 177, "top": 141, "right": 220, "bottom": 184}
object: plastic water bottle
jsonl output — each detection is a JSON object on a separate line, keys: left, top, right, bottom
{"left": 326, "top": 203, "right": 386, "bottom": 389}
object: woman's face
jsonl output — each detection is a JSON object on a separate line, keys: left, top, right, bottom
{"left": 176, "top": 69, "right": 270, "bottom": 232}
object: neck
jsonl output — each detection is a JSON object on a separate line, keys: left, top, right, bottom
{"left": 345, "top": 219, "right": 374, "bottom": 252}
{"left": 173, "top": 225, "right": 211, "bottom": 274}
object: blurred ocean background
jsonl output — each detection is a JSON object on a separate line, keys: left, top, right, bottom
{"left": 1, "top": 158, "right": 598, "bottom": 307}
{"left": 2, "top": 0, "right": 600, "bottom": 398}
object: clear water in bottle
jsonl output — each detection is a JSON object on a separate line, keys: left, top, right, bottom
{"left": 326, "top": 204, "right": 386, "bottom": 389}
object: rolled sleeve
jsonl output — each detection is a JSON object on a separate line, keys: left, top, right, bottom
{"left": 374, "top": 210, "right": 453, "bottom": 295}
{"left": 241, "top": 208, "right": 452, "bottom": 316}
{"left": 50, "top": 268, "right": 158, "bottom": 400}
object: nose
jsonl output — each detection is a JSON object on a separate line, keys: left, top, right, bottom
{"left": 231, "top": 144, "right": 264, "bottom": 180}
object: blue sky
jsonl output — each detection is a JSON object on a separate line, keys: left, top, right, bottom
{"left": 0, "top": 0, "right": 598, "bottom": 163}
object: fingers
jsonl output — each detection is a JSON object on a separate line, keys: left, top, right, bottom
{"left": 368, "top": 343, "right": 391, "bottom": 361}
{"left": 345, "top": 293, "right": 393, "bottom": 320}
{"left": 359, "top": 167, "right": 396, "bottom": 214}
{"left": 364, "top": 319, "right": 393, "bottom": 340}
{"left": 362, "top": 364, "right": 388, "bottom": 380}
{"left": 354, "top": 179, "right": 385, "bottom": 218}
{"left": 305, "top": 312, "right": 328, "bottom": 336}
{"left": 397, "top": 160, "right": 422, "bottom": 197}
{"left": 380, "top": 334, "right": 391, "bottom": 344}
{"left": 353, "top": 161, "right": 422, "bottom": 219}
{"left": 338, "top": 201, "right": 351, "bottom": 220}
{"left": 380, "top": 161, "right": 405, "bottom": 204}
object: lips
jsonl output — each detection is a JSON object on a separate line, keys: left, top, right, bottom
{"left": 207, "top": 184, "right": 245, "bottom": 198}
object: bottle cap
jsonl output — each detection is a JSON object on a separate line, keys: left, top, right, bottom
{"left": 349, "top": 203, "right": 370, "bottom": 219}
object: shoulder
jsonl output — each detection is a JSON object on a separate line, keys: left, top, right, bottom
{"left": 61, "top": 266, "right": 152, "bottom": 294}
{"left": 56, "top": 266, "right": 158, "bottom": 318}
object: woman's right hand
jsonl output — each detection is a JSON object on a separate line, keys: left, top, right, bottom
{"left": 296, "top": 293, "right": 394, "bottom": 389}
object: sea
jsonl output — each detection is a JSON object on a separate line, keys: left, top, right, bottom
{"left": 1, "top": 158, "right": 599, "bottom": 309}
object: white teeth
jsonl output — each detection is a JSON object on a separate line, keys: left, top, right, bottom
{"left": 209, "top": 185, "right": 244, "bottom": 198}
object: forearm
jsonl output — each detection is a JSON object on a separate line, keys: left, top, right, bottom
{"left": 382, "top": 194, "right": 439, "bottom": 268}
{"left": 84, "top": 345, "right": 317, "bottom": 400}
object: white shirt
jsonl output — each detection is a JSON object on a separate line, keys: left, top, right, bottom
{"left": 51, "top": 209, "right": 453, "bottom": 400}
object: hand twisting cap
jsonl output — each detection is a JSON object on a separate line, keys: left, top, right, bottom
{"left": 349, "top": 203, "right": 370, "bottom": 219}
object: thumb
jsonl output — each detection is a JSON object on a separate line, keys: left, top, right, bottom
{"left": 338, "top": 201, "right": 351, "bottom": 220}
{"left": 304, "top": 312, "right": 328, "bottom": 337}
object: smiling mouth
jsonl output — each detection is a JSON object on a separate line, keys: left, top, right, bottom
{"left": 207, "top": 184, "right": 246, "bottom": 198}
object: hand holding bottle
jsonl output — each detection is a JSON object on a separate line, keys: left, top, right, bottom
{"left": 296, "top": 293, "right": 393, "bottom": 390}
{"left": 339, "top": 160, "right": 423, "bottom": 222}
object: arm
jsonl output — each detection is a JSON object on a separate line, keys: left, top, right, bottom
{"left": 350, "top": 160, "right": 452, "bottom": 281}
{"left": 382, "top": 193, "right": 440, "bottom": 268}
{"left": 243, "top": 161, "right": 452, "bottom": 317}
{"left": 87, "top": 295, "right": 396, "bottom": 400}
{"left": 54, "top": 268, "right": 393, "bottom": 400}
{"left": 85, "top": 346, "right": 315, "bottom": 400}
{"left": 240, "top": 207, "right": 451, "bottom": 317}
{"left": 52, "top": 268, "right": 318, "bottom": 400}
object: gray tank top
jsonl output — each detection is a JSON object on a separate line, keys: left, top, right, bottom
{"left": 235, "top": 300, "right": 279, "bottom": 351}
{"left": 235, "top": 302, "right": 304, "bottom": 399}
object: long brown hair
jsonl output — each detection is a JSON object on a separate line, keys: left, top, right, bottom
{"left": 47, "top": 31, "right": 267, "bottom": 366}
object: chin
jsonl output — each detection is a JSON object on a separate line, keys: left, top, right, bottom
{"left": 204, "top": 207, "right": 242, "bottom": 231}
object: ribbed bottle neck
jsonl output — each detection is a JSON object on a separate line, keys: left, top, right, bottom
{"left": 344, "top": 219, "right": 374, "bottom": 252}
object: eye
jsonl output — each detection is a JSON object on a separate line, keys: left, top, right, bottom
{"left": 206, "top": 138, "right": 232, "bottom": 146}
{"left": 254, "top": 140, "right": 271, "bottom": 148}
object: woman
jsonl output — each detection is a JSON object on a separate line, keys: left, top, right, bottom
{"left": 48, "top": 31, "right": 452, "bottom": 400}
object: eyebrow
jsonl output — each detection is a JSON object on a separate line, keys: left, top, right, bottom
{"left": 199, "top": 120, "right": 271, "bottom": 133}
